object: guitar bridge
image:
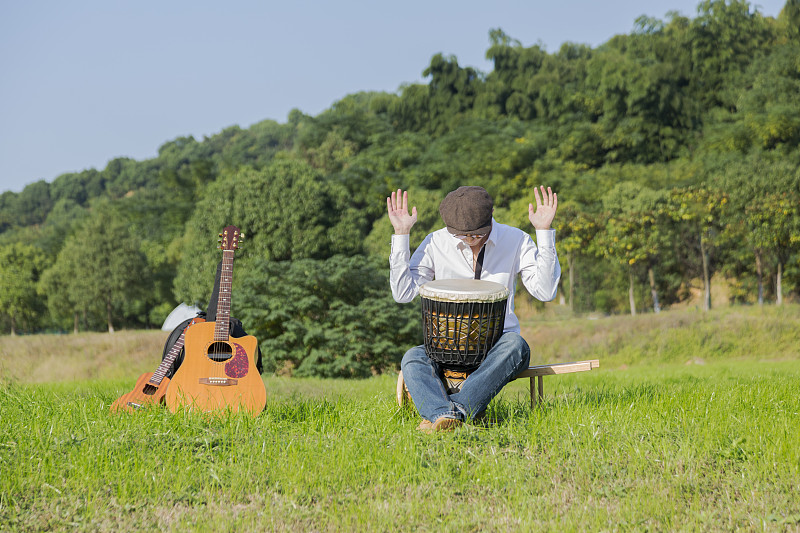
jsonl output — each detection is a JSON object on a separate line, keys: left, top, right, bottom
{"left": 199, "top": 377, "right": 239, "bottom": 387}
{"left": 126, "top": 402, "right": 143, "bottom": 409}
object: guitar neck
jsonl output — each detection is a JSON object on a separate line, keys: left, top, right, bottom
{"left": 149, "top": 329, "right": 189, "bottom": 385}
{"left": 214, "top": 250, "right": 235, "bottom": 341}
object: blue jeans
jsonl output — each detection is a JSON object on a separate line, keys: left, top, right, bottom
{"left": 400, "top": 332, "right": 530, "bottom": 422}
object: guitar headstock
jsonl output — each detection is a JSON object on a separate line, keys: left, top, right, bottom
{"left": 218, "top": 225, "right": 244, "bottom": 252}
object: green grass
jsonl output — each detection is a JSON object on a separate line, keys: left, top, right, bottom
{"left": 2, "top": 306, "right": 800, "bottom": 531}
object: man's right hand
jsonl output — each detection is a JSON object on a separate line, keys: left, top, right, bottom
{"left": 387, "top": 189, "right": 417, "bottom": 235}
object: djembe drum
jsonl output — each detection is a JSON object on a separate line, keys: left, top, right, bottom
{"left": 420, "top": 279, "right": 509, "bottom": 374}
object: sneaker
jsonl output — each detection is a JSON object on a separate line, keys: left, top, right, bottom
{"left": 417, "top": 416, "right": 462, "bottom": 433}
{"left": 417, "top": 419, "right": 434, "bottom": 431}
{"left": 433, "top": 417, "right": 462, "bottom": 431}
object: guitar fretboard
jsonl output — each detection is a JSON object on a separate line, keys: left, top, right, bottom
{"left": 148, "top": 329, "right": 188, "bottom": 385}
{"left": 214, "top": 250, "right": 234, "bottom": 341}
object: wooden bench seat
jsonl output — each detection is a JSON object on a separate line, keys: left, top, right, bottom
{"left": 396, "top": 359, "right": 600, "bottom": 409}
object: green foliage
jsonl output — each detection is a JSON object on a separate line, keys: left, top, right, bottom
{"left": 420, "top": 54, "right": 482, "bottom": 135}
{"left": 664, "top": 185, "right": 730, "bottom": 310}
{"left": 0, "top": 242, "right": 47, "bottom": 333}
{"left": 49, "top": 169, "right": 106, "bottom": 205}
{"left": 2, "top": 0, "right": 800, "bottom": 341}
{"left": 595, "top": 183, "right": 665, "bottom": 267}
{"left": 364, "top": 188, "right": 446, "bottom": 262}
{"left": 587, "top": 27, "right": 696, "bottom": 163}
{"left": 334, "top": 130, "right": 432, "bottom": 227}
{"left": 235, "top": 256, "right": 419, "bottom": 377}
{"left": 553, "top": 202, "right": 600, "bottom": 310}
{"left": 39, "top": 202, "right": 149, "bottom": 332}
{"left": 295, "top": 92, "right": 394, "bottom": 172}
{"left": 35, "top": 198, "right": 90, "bottom": 256}
{"left": 688, "top": 0, "right": 776, "bottom": 110}
{"left": 719, "top": 156, "right": 800, "bottom": 303}
{"left": 0, "top": 180, "right": 54, "bottom": 230}
{"left": 594, "top": 184, "right": 678, "bottom": 314}
{"left": 735, "top": 43, "right": 800, "bottom": 152}
{"left": 484, "top": 30, "right": 593, "bottom": 124}
{"left": 778, "top": 0, "right": 800, "bottom": 42}
{"left": 173, "top": 158, "right": 367, "bottom": 306}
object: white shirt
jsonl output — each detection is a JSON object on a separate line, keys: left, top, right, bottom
{"left": 389, "top": 219, "right": 561, "bottom": 333}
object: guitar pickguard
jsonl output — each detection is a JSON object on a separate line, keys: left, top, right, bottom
{"left": 225, "top": 342, "right": 249, "bottom": 378}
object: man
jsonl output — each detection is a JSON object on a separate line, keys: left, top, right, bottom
{"left": 387, "top": 185, "right": 560, "bottom": 431}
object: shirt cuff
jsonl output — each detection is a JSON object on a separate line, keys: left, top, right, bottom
{"left": 535, "top": 229, "right": 556, "bottom": 247}
{"left": 391, "top": 233, "right": 410, "bottom": 255}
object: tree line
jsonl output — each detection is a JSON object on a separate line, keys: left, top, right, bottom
{"left": 1, "top": 0, "right": 799, "bottom": 376}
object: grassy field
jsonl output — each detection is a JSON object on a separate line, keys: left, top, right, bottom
{"left": 1, "top": 306, "right": 799, "bottom": 531}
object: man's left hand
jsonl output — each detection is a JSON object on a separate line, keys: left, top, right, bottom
{"left": 528, "top": 186, "right": 557, "bottom": 230}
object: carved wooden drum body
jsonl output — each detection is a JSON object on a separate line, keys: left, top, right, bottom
{"left": 420, "top": 279, "right": 509, "bottom": 370}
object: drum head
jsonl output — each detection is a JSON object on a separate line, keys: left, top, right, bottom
{"left": 419, "top": 279, "right": 509, "bottom": 303}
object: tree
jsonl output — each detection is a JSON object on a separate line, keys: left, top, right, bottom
{"left": 364, "top": 188, "right": 448, "bottom": 263}
{"left": 39, "top": 246, "right": 84, "bottom": 333}
{"left": 583, "top": 14, "right": 698, "bottom": 165}
{"left": 34, "top": 198, "right": 89, "bottom": 257}
{"left": 0, "top": 243, "right": 47, "bottom": 334}
{"left": 736, "top": 43, "right": 800, "bottom": 153}
{"left": 718, "top": 155, "right": 800, "bottom": 305}
{"left": 778, "top": 0, "right": 800, "bottom": 42}
{"left": 42, "top": 204, "right": 149, "bottom": 332}
{"left": 174, "top": 157, "right": 366, "bottom": 306}
{"left": 50, "top": 169, "right": 106, "bottom": 206}
{"left": 665, "top": 185, "right": 728, "bottom": 311}
{"left": 594, "top": 183, "right": 668, "bottom": 315}
{"left": 235, "top": 256, "right": 419, "bottom": 377}
{"left": 7, "top": 180, "right": 55, "bottom": 228}
{"left": 483, "top": 30, "right": 548, "bottom": 121}
{"left": 744, "top": 191, "right": 800, "bottom": 304}
{"left": 390, "top": 54, "right": 483, "bottom": 135}
{"left": 688, "top": 0, "right": 775, "bottom": 111}
{"left": 553, "top": 203, "right": 598, "bottom": 311}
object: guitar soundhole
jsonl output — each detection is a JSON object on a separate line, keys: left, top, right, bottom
{"left": 207, "top": 342, "right": 233, "bottom": 362}
{"left": 142, "top": 384, "right": 157, "bottom": 396}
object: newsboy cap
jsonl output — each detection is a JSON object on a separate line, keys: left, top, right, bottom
{"left": 439, "top": 186, "right": 493, "bottom": 234}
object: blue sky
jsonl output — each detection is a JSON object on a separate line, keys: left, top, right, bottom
{"left": 0, "top": 0, "right": 788, "bottom": 194}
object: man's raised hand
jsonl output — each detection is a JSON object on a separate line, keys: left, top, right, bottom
{"left": 528, "top": 185, "right": 558, "bottom": 230}
{"left": 387, "top": 189, "right": 418, "bottom": 235}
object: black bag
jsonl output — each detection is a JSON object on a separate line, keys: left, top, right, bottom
{"left": 160, "top": 260, "right": 263, "bottom": 378}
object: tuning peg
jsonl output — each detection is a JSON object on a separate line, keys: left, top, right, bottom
{"left": 239, "top": 233, "right": 246, "bottom": 240}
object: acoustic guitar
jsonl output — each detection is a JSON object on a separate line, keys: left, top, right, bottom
{"left": 165, "top": 225, "right": 266, "bottom": 415}
{"left": 110, "top": 317, "right": 205, "bottom": 413}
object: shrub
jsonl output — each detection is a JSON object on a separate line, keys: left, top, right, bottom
{"left": 235, "top": 255, "right": 420, "bottom": 377}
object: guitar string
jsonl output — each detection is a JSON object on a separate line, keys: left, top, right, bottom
{"left": 220, "top": 248, "right": 231, "bottom": 381}
{"left": 217, "top": 235, "right": 235, "bottom": 382}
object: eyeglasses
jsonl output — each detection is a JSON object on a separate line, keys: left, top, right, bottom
{"left": 452, "top": 232, "right": 487, "bottom": 240}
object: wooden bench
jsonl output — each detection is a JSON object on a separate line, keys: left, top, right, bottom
{"left": 396, "top": 359, "right": 600, "bottom": 409}
{"left": 513, "top": 359, "right": 600, "bottom": 407}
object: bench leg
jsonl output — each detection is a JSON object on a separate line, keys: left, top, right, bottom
{"left": 530, "top": 377, "right": 535, "bottom": 408}
{"left": 529, "top": 377, "right": 545, "bottom": 408}
{"left": 538, "top": 376, "right": 544, "bottom": 404}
